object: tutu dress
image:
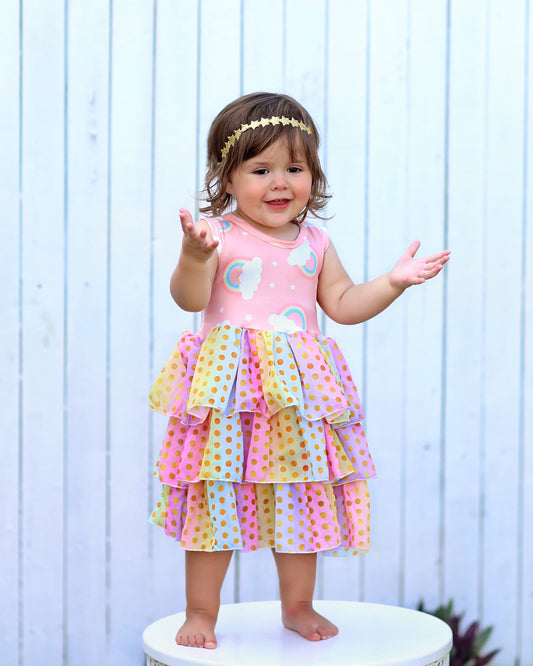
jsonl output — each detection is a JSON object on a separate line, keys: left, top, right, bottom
{"left": 149, "top": 212, "right": 376, "bottom": 556}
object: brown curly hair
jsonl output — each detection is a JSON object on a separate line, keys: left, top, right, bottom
{"left": 199, "top": 92, "right": 330, "bottom": 222}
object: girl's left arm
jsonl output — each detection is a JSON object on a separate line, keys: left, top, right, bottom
{"left": 317, "top": 240, "right": 450, "bottom": 325}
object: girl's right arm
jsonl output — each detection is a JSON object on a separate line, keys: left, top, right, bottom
{"left": 169, "top": 209, "right": 219, "bottom": 312}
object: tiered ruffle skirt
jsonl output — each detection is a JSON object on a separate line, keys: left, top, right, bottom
{"left": 149, "top": 324, "right": 375, "bottom": 556}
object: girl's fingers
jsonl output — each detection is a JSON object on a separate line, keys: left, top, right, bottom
{"left": 422, "top": 255, "right": 449, "bottom": 272}
{"left": 423, "top": 250, "right": 451, "bottom": 264}
{"left": 179, "top": 208, "right": 194, "bottom": 223}
{"left": 179, "top": 208, "right": 196, "bottom": 234}
{"left": 179, "top": 209, "right": 219, "bottom": 254}
{"left": 406, "top": 240, "right": 421, "bottom": 257}
{"left": 422, "top": 260, "right": 447, "bottom": 279}
{"left": 180, "top": 210, "right": 202, "bottom": 240}
{"left": 424, "top": 260, "right": 445, "bottom": 271}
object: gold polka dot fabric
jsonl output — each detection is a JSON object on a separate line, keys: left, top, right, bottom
{"left": 149, "top": 324, "right": 375, "bottom": 556}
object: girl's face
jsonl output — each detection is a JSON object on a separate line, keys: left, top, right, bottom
{"left": 225, "top": 137, "right": 312, "bottom": 238}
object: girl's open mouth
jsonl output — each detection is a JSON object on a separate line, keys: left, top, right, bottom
{"left": 265, "top": 199, "right": 291, "bottom": 208}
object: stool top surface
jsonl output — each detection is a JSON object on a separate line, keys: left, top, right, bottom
{"left": 143, "top": 600, "right": 452, "bottom": 666}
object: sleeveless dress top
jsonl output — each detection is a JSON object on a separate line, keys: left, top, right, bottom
{"left": 149, "top": 212, "right": 376, "bottom": 556}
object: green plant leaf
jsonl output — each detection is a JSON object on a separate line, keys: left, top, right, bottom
{"left": 474, "top": 648, "right": 501, "bottom": 665}
{"left": 473, "top": 626, "right": 493, "bottom": 653}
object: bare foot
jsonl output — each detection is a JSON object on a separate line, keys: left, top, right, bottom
{"left": 282, "top": 603, "right": 339, "bottom": 641}
{"left": 175, "top": 612, "right": 218, "bottom": 649}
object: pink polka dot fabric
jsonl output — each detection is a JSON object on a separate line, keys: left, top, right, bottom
{"left": 150, "top": 324, "right": 375, "bottom": 556}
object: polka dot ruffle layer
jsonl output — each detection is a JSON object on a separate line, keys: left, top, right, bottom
{"left": 149, "top": 324, "right": 375, "bottom": 556}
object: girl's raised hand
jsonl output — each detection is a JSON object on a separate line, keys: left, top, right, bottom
{"left": 179, "top": 209, "right": 219, "bottom": 261}
{"left": 389, "top": 241, "right": 450, "bottom": 289}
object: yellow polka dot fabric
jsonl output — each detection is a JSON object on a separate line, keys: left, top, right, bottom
{"left": 149, "top": 324, "right": 376, "bottom": 556}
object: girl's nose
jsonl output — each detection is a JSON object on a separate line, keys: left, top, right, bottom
{"left": 270, "top": 172, "right": 288, "bottom": 190}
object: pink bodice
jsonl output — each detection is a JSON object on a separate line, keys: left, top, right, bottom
{"left": 200, "top": 212, "right": 330, "bottom": 336}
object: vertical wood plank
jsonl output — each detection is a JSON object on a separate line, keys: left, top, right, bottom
{"left": 241, "top": 0, "right": 284, "bottom": 95}
{"left": 445, "top": 0, "right": 486, "bottom": 627}
{"left": 322, "top": 0, "right": 368, "bottom": 601}
{"left": 284, "top": 0, "right": 327, "bottom": 146}
{"left": 482, "top": 1, "right": 526, "bottom": 662}
{"left": 521, "top": 3, "right": 533, "bottom": 661}
{"left": 149, "top": 0, "right": 199, "bottom": 620}
{"left": 0, "top": 2, "right": 21, "bottom": 664}
{"left": 363, "top": 0, "right": 409, "bottom": 607}
{"left": 402, "top": 0, "right": 447, "bottom": 611}
{"left": 197, "top": 0, "right": 242, "bottom": 207}
{"left": 108, "top": 1, "right": 154, "bottom": 662}
{"left": 20, "top": 1, "right": 65, "bottom": 663}
{"left": 64, "top": 1, "right": 110, "bottom": 663}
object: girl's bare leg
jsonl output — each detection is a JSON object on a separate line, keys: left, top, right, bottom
{"left": 176, "top": 550, "right": 233, "bottom": 649}
{"left": 272, "top": 551, "right": 339, "bottom": 641}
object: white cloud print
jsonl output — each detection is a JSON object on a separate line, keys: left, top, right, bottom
{"left": 287, "top": 239, "right": 311, "bottom": 267}
{"left": 268, "top": 314, "right": 302, "bottom": 333}
{"left": 239, "top": 257, "right": 262, "bottom": 299}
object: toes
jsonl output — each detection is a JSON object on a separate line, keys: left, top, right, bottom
{"left": 308, "top": 625, "right": 338, "bottom": 641}
{"left": 175, "top": 630, "right": 216, "bottom": 649}
{"left": 319, "top": 625, "right": 338, "bottom": 640}
{"left": 175, "top": 632, "right": 200, "bottom": 647}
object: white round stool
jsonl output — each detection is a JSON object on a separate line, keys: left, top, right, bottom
{"left": 143, "top": 600, "right": 452, "bottom": 666}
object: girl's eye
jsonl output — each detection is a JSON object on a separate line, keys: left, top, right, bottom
{"left": 288, "top": 166, "right": 303, "bottom": 173}
{"left": 253, "top": 168, "right": 269, "bottom": 175}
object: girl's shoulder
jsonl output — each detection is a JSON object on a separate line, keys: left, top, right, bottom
{"left": 195, "top": 215, "right": 230, "bottom": 246}
{"left": 302, "top": 219, "right": 330, "bottom": 253}
{"left": 196, "top": 215, "right": 221, "bottom": 231}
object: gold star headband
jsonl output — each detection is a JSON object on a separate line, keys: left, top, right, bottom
{"left": 220, "top": 116, "right": 313, "bottom": 159}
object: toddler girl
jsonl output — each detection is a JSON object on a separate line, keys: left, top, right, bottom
{"left": 149, "top": 92, "right": 450, "bottom": 649}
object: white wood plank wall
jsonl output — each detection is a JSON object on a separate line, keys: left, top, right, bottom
{"left": 0, "top": 1, "right": 531, "bottom": 664}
